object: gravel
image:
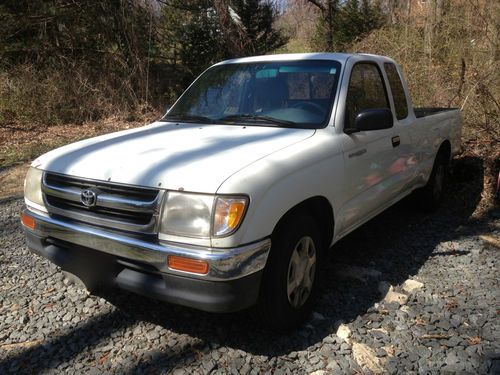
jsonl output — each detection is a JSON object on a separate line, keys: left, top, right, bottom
{"left": 1, "top": 170, "right": 499, "bottom": 374}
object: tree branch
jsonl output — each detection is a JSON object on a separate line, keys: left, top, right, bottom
{"left": 305, "top": 0, "right": 325, "bottom": 11}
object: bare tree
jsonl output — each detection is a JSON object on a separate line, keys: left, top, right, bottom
{"left": 278, "top": 0, "right": 319, "bottom": 50}
{"left": 305, "top": 0, "right": 337, "bottom": 50}
{"left": 213, "top": 0, "right": 250, "bottom": 56}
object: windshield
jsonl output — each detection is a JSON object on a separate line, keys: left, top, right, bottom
{"left": 162, "top": 60, "right": 342, "bottom": 129}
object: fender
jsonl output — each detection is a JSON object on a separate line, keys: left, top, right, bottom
{"left": 213, "top": 130, "right": 344, "bottom": 248}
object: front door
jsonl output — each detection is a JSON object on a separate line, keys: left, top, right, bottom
{"left": 338, "top": 62, "right": 402, "bottom": 233}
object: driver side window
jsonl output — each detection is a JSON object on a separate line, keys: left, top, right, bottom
{"left": 345, "top": 63, "right": 389, "bottom": 128}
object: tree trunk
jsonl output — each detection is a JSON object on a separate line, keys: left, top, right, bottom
{"left": 424, "top": 0, "right": 435, "bottom": 59}
{"left": 326, "top": 0, "right": 333, "bottom": 50}
{"left": 213, "top": 0, "right": 249, "bottom": 56}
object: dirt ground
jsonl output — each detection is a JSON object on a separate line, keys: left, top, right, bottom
{"left": 0, "top": 117, "right": 148, "bottom": 199}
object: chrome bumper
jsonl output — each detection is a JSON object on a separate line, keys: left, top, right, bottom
{"left": 23, "top": 208, "right": 271, "bottom": 281}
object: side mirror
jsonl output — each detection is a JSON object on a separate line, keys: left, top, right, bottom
{"left": 345, "top": 108, "right": 393, "bottom": 134}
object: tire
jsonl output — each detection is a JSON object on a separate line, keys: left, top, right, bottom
{"left": 256, "top": 214, "right": 323, "bottom": 332}
{"left": 415, "top": 152, "right": 448, "bottom": 212}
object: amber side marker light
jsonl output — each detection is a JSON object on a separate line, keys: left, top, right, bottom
{"left": 21, "top": 213, "right": 36, "bottom": 230}
{"left": 167, "top": 255, "right": 209, "bottom": 275}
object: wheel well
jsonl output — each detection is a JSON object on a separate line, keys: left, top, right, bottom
{"left": 438, "top": 140, "right": 452, "bottom": 164}
{"left": 272, "top": 196, "right": 334, "bottom": 250}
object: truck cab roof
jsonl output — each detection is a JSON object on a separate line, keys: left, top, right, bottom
{"left": 216, "top": 52, "right": 397, "bottom": 66}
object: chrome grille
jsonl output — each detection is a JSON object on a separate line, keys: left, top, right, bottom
{"left": 42, "top": 172, "right": 163, "bottom": 234}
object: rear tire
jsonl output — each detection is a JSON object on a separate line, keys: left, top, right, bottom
{"left": 415, "top": 152, "right": 448, "bottom": 212}
{"left": 256, "top": 214, "right": 323, "bottom": 332}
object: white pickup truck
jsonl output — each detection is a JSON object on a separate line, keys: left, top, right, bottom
{"left": 22, "top": 53, "right": 461, "bottom": 330}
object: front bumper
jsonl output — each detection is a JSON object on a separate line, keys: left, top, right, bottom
{"left": 22, "top": 208, "right": 271, "bottom": 312}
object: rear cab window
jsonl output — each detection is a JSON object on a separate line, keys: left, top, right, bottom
{"left": 384, "top": 63, "right": 409, "bottom": 120}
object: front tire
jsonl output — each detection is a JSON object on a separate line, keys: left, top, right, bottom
{"left": 256, "top": 214, "right": 323, "bottom": 331}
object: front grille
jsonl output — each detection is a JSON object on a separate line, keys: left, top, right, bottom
{"left": 42, "top": 172, "right": 163, "bottom": 234}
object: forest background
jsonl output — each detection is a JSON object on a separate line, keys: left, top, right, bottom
{"left": 0, "top": 0, "right": 498, "bottom": 204}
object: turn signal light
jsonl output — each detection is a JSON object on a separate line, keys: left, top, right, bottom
{"left": 227, "top": 202, "right": 246, "bottom": 229}
{"left": 21, "top": 213, "right": 36, "bottom": 230}
{"left": 167, "top": 255, "right": 209, "bottom": 274}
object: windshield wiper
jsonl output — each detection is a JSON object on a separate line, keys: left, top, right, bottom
{"left": 218, "top": 114, "right": 296, "bottom": 127}
{"left": 162, "top": 114, "right": 214, "bottom": 124}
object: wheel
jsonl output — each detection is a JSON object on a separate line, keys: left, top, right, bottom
{"left": 415, "top": 152, "right": 448, "bottom": 212}
{"left": 256, "top": 214, "right": 323, "bottom": 331}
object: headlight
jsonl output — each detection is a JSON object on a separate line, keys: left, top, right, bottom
{"left": 159, "top": 192, "right": 248, "bottom": 238}
{"left": 24, "top": 167, "right": 46, "bottom": 211}
{"left": 160, "top": 192, "right": 214, "bottom": 238}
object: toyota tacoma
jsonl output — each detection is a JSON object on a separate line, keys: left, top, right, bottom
{"left": 21, "top": 53, "right": 462, "bottom": 330}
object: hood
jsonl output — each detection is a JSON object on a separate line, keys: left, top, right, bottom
{"left": 33, "top": 122, "right": 315, "bottom": 193}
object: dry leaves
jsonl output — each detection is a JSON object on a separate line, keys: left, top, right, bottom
{"left": 445, "top": 299, "right": 459, "bottom": 310}
{"left": 479, "top": 235, "right": 500, "bottom": 249}
{"left": 467, "top": 336, "right": 482, "bottom": 345}
{"left": 415, "top": 316, "right": 427, "bottom": 326}
{"left": 98, "top": 351, "right": 111, "bottom": 365}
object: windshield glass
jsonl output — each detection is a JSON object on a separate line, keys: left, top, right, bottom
{"left": 163, "top": 60, "right": 342, "bottom": 128}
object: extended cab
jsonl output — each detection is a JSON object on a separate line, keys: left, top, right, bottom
{"left": 22, "top": 53, "right": 461, "bottom": 330}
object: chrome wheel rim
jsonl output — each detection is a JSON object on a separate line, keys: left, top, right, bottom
{"left": 287, "top": 236, "right": 316, "bottom": 309}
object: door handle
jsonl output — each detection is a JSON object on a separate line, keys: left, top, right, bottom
{"left": 392, "top": 136, "right": 400, "bottom": 147}
{"left": 348, "top": 148, "right": 367, "bottom": 158}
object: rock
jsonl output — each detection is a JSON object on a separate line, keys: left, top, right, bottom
{"left": 378, "top": 281, "right": 392, "bottom": 295}
{"left": 402, "top": 279, "right": 424, "bottom": 293}
{"left": 445, "top": 351, "right": 460, "bottom": 366}
{"left": 326, "top": 360, "right": 342, "bottom": 372}
{"left": 466, "top": 345, "right": 479, "bottom": 356}
{"left": 319, "top": 344, "right": 336, "bottom": 358}
{"left": 332, "top": 264, "right": 382, "bottom": 281}
{"left": 383, "top": 289, "right": 408, "bottom": 306}
{"left": 352, "top": 342, "right": 385, "bottom": 374}
{"left": 415, "top": 346, "right": 431, "bottom": 359}
{"left": 312, "top": 312, "right": 325, "bottom": 321}
{"left": 489, "top": 359, "right": 500, "bottom": 375}
{"left": 322, "top": 336, "right": 336, "bottom": 344}
{"left": 338, "top": 342, "right": 351, "bottom": 355}
{"left": 336, "top": 324, "right": 351, "bottom": 340}
{"left": 436, "top": 320, "right": 451, "bottom": 331}
{"left": 400, "top": 305, "right": 411, "bottom": 314}
{"left": 145, "top": 330, "right": 159, "bottom": 340}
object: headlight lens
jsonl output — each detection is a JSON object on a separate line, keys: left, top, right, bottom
{"left": 213, "top": 196, "right": 248, "bottom": 237}
{"left": 159, "top": 192, "right": 248, "bottom": 238}
{"left": 24, "top": 167, "right": 45, "bottom": 210}
{"left": 160, "top": 192, "right": 214, "bottom": 238}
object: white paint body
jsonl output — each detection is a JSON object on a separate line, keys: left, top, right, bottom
{"left": 33, "top": 53, "right": 462, "bottom": 248}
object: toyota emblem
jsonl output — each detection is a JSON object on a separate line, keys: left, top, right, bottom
{"left": 81, "top": 189, "right": 97, "bottom": 207}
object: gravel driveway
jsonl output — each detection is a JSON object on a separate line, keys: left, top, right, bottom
{"left": 1, "top": 160, "right": 499, "bottom": 374}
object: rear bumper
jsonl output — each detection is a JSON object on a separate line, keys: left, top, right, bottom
{"left": 22, "top": 208, "right": 270, "bottom": 312}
